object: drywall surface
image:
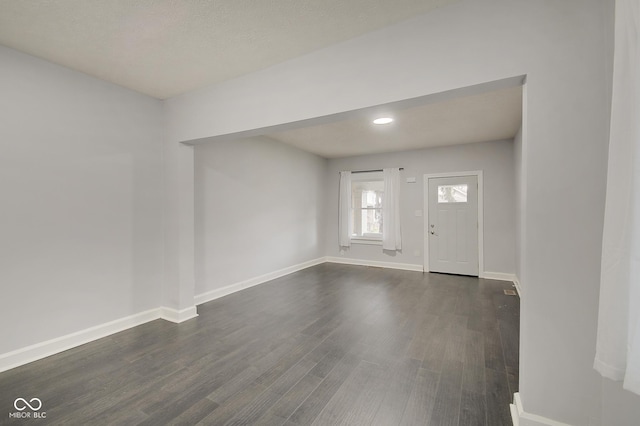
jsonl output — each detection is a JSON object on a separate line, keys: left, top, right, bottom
{"left": 0, "top": 46, "right": 164, "bottom": 354}
{"left": 163, "top": 0, "right": 611, "bottom": 423}
{"left": 194, "top": 137, "right": 327, "bottom": 295}
{"left": 161, "top": 136, "right": 196, "bottom": 311}
{"left": 514, "top": 126, "right": 523, "bottom": 287}
{"left": 325, "top": 140, "right": 515, "bottom": 275}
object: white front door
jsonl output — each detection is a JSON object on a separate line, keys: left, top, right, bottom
{"left": 427, "top": 175, "right": 479, "bottom": 276}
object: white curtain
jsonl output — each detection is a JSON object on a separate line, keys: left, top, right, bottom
{"left": 594, "top": 0, "right": 640, "bottom": 395}
{"left": 382, "top": 168, "right": 402, "bottom": 251}
{"left": 338, "top": 171, "right": 352, "bottom": 247}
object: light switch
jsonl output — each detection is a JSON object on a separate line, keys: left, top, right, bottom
{"left": 415, "top": 210, "right": 422, "bottom": 217}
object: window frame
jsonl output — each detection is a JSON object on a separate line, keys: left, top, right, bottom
{"left": 350, "top": 171, "right": 384, "bottom": 245}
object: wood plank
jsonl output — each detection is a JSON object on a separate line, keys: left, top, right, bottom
{"left": 287, "top": 353, "right": 360, "bottom": 425}
{"left": 429, "top": 360, "right": 464, "bottom": 426}
{"left": 462, "top": 329, "right": 486, "bottom": 395}
{"left": 485, "top": 367, "right": 513, "bottom": 426}
{"left": 421, "top": 325, "right": 448, "bottom": 373}
{"left": 0, "top": 264, "right": 519, "bottom": 426}
{"left": 499, "top": 319, "right": 519, "bottom": 372}
{"left": 483, "top": 321, "right": 506, "bottom": 372}
{"left": 310, "top": 360, "right": 388, "bottom": 425}
{"left": 269, "top": 373, "right": 324, "bottom": 419}
{"left": 459, "top": 390, "right": 487, "bottom": 426}
{"left": 371, "top": 358, "right": 421, "bottom": 426}
{"left": 199, "top": 382, "right": 269, "bottom": 425}
{"left": 398, "top": 368, "right": 439, "bottom": 426}
{"left": 165, "top": 398, "right": 220, "bottom": 426}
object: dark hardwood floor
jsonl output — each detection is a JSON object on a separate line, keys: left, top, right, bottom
{"left": 0, "top": 263, "right": 519, "bottom": 425}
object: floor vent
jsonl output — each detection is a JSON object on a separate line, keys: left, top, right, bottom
{"left": 503, "top": 289, "right": 517, "bottom": 296}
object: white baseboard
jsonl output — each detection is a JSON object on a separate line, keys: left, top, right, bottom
{"left": 0, "top": 308, "right": 162, "bottom": 373}
{"left": 194, "top": 257, "right": 326, "bottom": 306}
{"left": 482, "top": 271, "right": 516, "bottom": 282}
{"left": 160, "top": 306, "right": 198, "bottom": 323}
{"left": 0, "top": 304, "right": 200, "bottom": 373}
{"left": 513, "top": 275, "right": 523, "bottom": 297}
{"left": 325, "top": 256, "right": 424, "bottom": 272}
{"left": 483, "top": 271, "right": 522, "bottom": 298}
{"left": 511, "top": 393, "right": 573, "bottom": 426}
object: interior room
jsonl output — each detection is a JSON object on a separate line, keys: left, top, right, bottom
{"left": 1, "top": 0, "right": 639, "bottom": 425}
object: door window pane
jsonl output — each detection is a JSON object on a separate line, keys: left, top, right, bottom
{"left": 438, "top": 184, "right": 468, "bottom": 203}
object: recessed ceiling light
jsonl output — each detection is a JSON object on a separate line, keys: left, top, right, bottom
{"left": 373, "top": 117, "right": 394, "bottom": 125}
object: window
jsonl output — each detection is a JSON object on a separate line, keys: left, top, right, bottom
{"left": 351, "top": 172, "right": 383, "bottom": 240}
{"left": 437, "top": 184, "right": 468, "bottom": 203}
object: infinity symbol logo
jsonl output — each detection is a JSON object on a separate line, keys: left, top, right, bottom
{"left": 14, "top": 398, "right": 42, "bottom": 411}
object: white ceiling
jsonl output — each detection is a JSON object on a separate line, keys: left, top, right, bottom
{"left": 267, "top": 86, "right": 523, "bottom": 158}
{"left": 0, "top": 0, "right": 521, "bottom": 158}
{"left": 0, "top": 0, "right": 458, "bottom": 99}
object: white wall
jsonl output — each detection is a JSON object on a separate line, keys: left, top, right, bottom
{"left": 163, "top": 0, "right": 612, "bottom": 423}
{"left": 0, "top": 46, "right": 164, "bottom": 354}
{"left": 194, "top": 136, "right": 327, "bottom": 296}
{"left": 325, "top": 140, "right": 515, "bottom": 275}
{"left": 161, "top": 138, "right": 195, "bottom": 311}
{"left": 514, "top": 126, "right": 524, "bottom": 288}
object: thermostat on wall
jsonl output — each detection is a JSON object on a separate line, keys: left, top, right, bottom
{"left": 406, "top": 177, "right": 416, "bottom": 183}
